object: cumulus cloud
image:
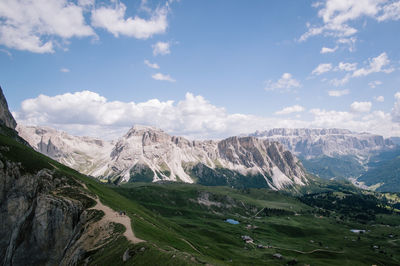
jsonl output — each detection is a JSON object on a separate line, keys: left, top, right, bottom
{"left": 91, "top": 2, "right": 168, "bottom": 39}
{"left": 300, "top": 0, "right": 400, "bottom": 48}
{"left": 320, "top": 46, "right": 338, "bottom": 53}
{"left": 144, "top": 59, "right": 159, "bottom": 69}
{"left": 0, "top": 0, "right": 95, "bottom": 53}
{"left": 377, "top": 1, "right": 400, "bottom": 21}
{"left": 374, "top": 96, "right": 384, "bottom": 102}
{"left": 265, "top": 73, "right": 301, "bottom": 92}
{"left": 337, "top": 62, "right": 357, "bottom": 72}
{"left": 14, "top": 90, "right": 400, "bottom": 139}
{"left": 0, "top": 0, "right": 172, "bottom": 53}
{"left": 369, "top": 80, "right": 382, "bottom": 88}
{"left": 312, "top": 63, "right": 332, "bottom": 75}
{"left": 60, "top": 68, "right": 70, "bottom": 73}
{"left": 328, "top": 89, "right": 349, "bottom": 97}
{"left": 152, "top": 41, "right": 170, "bottom": 55}
{"left": 329, "top": 53, "right": 394, "bottom": 86}
{"left": 392, "top": 92, "right": 400, "bottom": 122}
{"left": 330, "top": 73, "right": 351, "bottom": 86}
{"left": 275, "top": 105, "right": 305, "bottom": 115}
{"left": 152, "top": 73, "right": 175, "bottom": 82}
{"left": 352, "top": 52, "right": 394, "bottom": 77}
{"left": 350, "top": 101, "right": 372, "bottom": 113}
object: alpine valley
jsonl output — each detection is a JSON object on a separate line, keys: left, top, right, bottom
{"left": 1, "top": 86, "right": 400, "bottom": 266}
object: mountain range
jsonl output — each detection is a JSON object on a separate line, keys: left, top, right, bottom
{"left": 18, "top": 124, "right": 400, "bottom": 191}
{"left": 249, "top": 128, "right": 394, "bottom": 159}
{"left": 17, "top": 125, "right": 308, "bottom": 190}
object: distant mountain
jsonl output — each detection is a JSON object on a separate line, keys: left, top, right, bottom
{"left": 390, "top": 137, "right": 400, "bottom": 145}
{"left": 17, "top": 125, "right": 114, "bottom": 175}
{"left": 249, "top": 128, "right": 400, "bottom": 191}
{"left": 357, "top": 148, "right": 400, "bottom": 192}
{"left": 250, "top": 128, "right": 394, "bottom": 159}
{"left": 18, "top": 125, "right": 309, "bottom": 190}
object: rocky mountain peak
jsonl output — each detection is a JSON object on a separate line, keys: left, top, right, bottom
{"left": 18, "top": 124, "right": 309, "bottom": 190}
{"left": 249, "top": 128, "right": 394, "bottom": 159}
{"left": 0, "top": 86, "right": 17, "bottom": 130}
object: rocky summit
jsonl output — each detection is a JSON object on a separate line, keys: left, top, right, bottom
{"left": 18, "top": 124, "right": 308, "bottom": 190}
{"left": 0, "top": 87, "right": 17, "bottom": 130}
{"left": 250, "top": 128, "right": 394, "bottom": 159}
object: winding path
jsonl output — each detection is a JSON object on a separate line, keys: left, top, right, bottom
{"left": 89, "top": 198, "right": 144, "bottom": 244}
{"left": 80, "top": 181, "right": 144, "bottom": 244}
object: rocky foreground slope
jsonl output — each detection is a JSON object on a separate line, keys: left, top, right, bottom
{"left": 0, "top": 87, "right": 135, "bottom": 265}
{"left": 250, "top": 128, "right": 394, "bottom": 159}
{"left": 18, "top": 125, "right": 308, "bottom": 190}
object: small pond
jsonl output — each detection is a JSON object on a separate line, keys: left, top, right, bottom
{"left": 350, "top": 229, "right": 366, "bottom": 234}
{"left": 226, "top": 219, "right": 240, "bottom": 225}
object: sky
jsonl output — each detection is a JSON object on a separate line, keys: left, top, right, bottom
{"left": 1, "top": 0, "right": 400, "bottom": 140}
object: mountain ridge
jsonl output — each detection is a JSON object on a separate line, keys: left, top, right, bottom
{"left": 17, "top": 124, "right": 308, "bottom": 190}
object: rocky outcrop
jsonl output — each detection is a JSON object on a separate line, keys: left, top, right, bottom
{"left": 18, "top": 125, "right": 309, "bottom": 190}
{"left": 0, "top": 157, "right": 85, "bottom": 266}
{"left": 0, "top": 87, "right": 17, "bottom": 130}
{"left": 17, "top": 125, "right": 114, "bottom": 175}
{"left": 250, "top": 128, "right": 394, "bottom": 159}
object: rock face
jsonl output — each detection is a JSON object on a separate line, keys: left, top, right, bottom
{"left": 17, "top": 125, "right": 114, "bottom": 175}
{"left": 18, "top": 125, "right": 309, "bottom": 190}
{"left": 0, "top": 162, "right": 84, "bottom": 266}
{"left": 250, "top": 128, "right": 394, "bottom": 159}
{"left": 0, "top": 87, "right": 17, "bottom": 130}
{"left": 0, "top": 87, "right": 101, "bottom": 265}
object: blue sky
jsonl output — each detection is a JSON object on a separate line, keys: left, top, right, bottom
{"left": 1, "top": 0, "right": 400, "bottom": 139}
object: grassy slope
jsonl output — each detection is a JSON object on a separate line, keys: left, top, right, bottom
{"left": 300, "top": 155, "right": 365, "bottom": 180}
{"left": 2, "top": 130, "right": 400, "bottom": 265}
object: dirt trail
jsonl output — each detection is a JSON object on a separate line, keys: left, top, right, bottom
{"left": 89, "top": 198, "right": 144, "bottom": 244}
{"left": 80, "top": 182, "right": 144, "bottom": 244}
{"left": 270, "top": 245, "right": 344, "bottom": 254}
{"left": 180, "top": 238, "right": 202, "bottom": 255}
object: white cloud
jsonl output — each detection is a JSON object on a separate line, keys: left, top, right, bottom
{"left": 312, "top": 63, "right": 332, "bottom": 75}
{"left": 60, "top": 68, "right": 70, "bottom": 73}
{"left": 14, "top": 90, "right": 400, "bottom": 139}
{"left": 265, "top": 73, "right": 301, "bottom": 92}
{"left": 78, "top": 0, "right": 94, "bottom": 7}
{"left": 352, "top": 52, "right": 394, "bottom": 77}
{"left": 337, "top": 62, "right": 357, "bottom": 72}
{"left": 320, "top": 46, "right": 338, "bottom": 53}
{"left": 374, "top": 96, "right": 384, "bottom": 102}
{"left": 377, "top": 1, "right": 400, "bottom": 21}
{"left": 300, "top": 0, "right": 400, "bottom": 48}
{"left": 330, "top": 73, "right": 351, "bottom": 86}
{"left": 91, "top": 2, "right": 168, "bottom": 39}
{"left": 350, "top": 101, "right": 372, "bottom": 113}
{"left": 330, "top": 53, "right": 393, "bottom": 86}
{"left": 275, "top": 105, "right": 305, "bottom": 115}
{"left": 337, "top": 37, "right": 357, "bottom": 52}
{"left": 392, "top": 92, "right": 400, "bottom": 122}
{"left": 0, "top": 0, "right": 95, "bottom": 53}
{"left": 152, "top": 41, "right": 170, "bottom": 56}
{"left": 328, "top": 89, "right": 349, "bottom": 97}
{"left": 144, "top": 59, "right": 159, "bottom": 69}
{"left": 369, "top": 80, "right": 382, "bottom": 88}
{"left": 0, "top": 48, "right": 12, "bottom": 58}
{"left": 152, "top": 73, "right": 175, "bottom": 82}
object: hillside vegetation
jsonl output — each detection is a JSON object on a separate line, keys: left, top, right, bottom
{"left": 1, "top": 130, "right": 400, "bottom": 265}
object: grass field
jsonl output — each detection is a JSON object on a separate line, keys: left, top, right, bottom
{"left": 1, "top": 130, "right": 400, "bottom": 265}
